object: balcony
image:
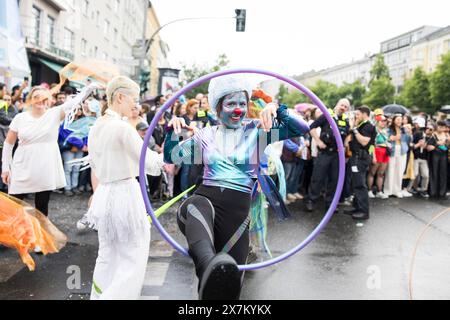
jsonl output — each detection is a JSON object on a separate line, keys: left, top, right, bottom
{"left": 43, "top": 0, "right": 67, "bottom": 12}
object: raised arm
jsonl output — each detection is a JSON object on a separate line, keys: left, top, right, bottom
{"left": 58, "top": 83, "right": 101, "bottom": 122}
{"left": 163, "top": 117, "right": 199, "bottom": 165}
{"left": 259, "top": 103, "right": 310, "bottom": 143}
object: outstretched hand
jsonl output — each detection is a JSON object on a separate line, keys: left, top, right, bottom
{"left": 259, "top": 103, "right": 279, "bottom": 132}
{"left": 168, "top": 117, "right": 196, "bottom": 135}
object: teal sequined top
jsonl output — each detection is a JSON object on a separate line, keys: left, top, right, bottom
{"left": 164, "top": 105, "right": 309, "bottom": 194}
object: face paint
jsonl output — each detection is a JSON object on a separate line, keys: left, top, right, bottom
{"left": 219, "top": 92, "right": 248, "bottom": 129}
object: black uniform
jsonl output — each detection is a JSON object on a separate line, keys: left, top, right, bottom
{"left": 349, "top": 121, "right": 376, "bottom": 215}
{"left": 307, "top": 113, "right": 349, "bottom": 208}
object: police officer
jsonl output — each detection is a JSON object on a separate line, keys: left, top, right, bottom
{"left": 305, "top": 99, "right": 350, "bottom": 212}
{"left": 345, "top": 106, "right": 376, "bottom": 220}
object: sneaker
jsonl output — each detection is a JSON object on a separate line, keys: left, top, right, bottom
{"left": 64, "top": 190, "right": 74, "bottom": 197}
{"left": 368, "top": 191, "right": 375, "bottom": 199}
{"left": 34, "top": 245, "right": 42, "bottom": 254}
{"left": 419, "top": 192, "right": 429, "bottom": 198}
{"left": 293, "top": 193, "right": 304, "bottom": 200}
{"left": 76, "top": 214, "right": 92, "bottom": 232}
{"left": 394, "top": 193, "right": 403, "bottom": 199}
{"left": 86, "top": 185, "right": 93, "bottom": 193}
{"left": 287, "top": 194, "right": 297, "bottom": 201}
{"left": 339, "top": 199, "right": 353, "bottom": 206}
{"left": 402, "top": 189, "right": 413, "bottom": 198}
{"left": 198, "top": 253, "right": 241, "bottom": 300}
{"left": 73, "top": 188, "right": 83, "bottom": 195}
{"left": 53, "top": 188, "right": 64, "bottom": 194}
{"left": 376, "top": 192, "right": 389, "bottom": 199}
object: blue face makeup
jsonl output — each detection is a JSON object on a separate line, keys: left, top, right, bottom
{"left": 219, "top": 92, "right": 248, "bottom": 129}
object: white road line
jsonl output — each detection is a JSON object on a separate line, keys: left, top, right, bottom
{"left": 143, "top": 262, "right": 170, "bottom": 287}
{"left": 140, "top": 295, "right": 160, "bottom": 300}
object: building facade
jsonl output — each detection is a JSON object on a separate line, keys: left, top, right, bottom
{"left": 146, "top": 2, "right": 170, "bottom": 96}
{"left": 380, "top": 25, "right": 440, "bottom": 92}
{"left": 18, "top": 0, "right": 167, "bottom": 89}
{"left": 409, "top": 25, "right": 450, "bottom": 75}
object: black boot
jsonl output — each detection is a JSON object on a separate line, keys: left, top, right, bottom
{"left": 198, "top": 253, "right": 241, "bottom": 300}
{"left": 352, "top": 212, "right": 369, "bottom": 220}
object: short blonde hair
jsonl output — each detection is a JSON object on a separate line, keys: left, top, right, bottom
{"left": 106, "top": 76, "right": 140, "bottom": 106}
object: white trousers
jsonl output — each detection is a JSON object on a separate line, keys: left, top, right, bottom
{"left": 90, "top": 228, "right": 150, "bottom": 300}
{"left": 384, "top": 148, "right": 407, "bottom": 196}
{"left": 88, "top": 179, "right": 151, "bottom": 300}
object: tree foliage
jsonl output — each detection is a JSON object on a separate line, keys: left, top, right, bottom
{"left": 398, "top": 67, "right": 432, "bottom": 113}
{"left": 180, "top": 54, "right": 230, "bottom": 99}
{"left": 430, "top": 51, "right": 450, "bottom": 110}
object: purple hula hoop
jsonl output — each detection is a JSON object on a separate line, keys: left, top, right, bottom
{"left": 139, "top": 68, "right": 345, "bottom": 271}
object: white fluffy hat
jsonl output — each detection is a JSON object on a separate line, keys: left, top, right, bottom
{"left": 208, "top": 74, "right": 253, "bottom": 114}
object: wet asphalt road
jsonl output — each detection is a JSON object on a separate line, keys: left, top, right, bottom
{"left": 0, "top": 191, "right": 449, "bottom": 300}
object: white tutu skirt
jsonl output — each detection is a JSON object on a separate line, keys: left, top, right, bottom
{"left": 87, "top": 179, "right": 150, "bottom": 245}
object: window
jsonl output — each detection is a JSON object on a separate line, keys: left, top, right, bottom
{"left": 64, "top": 28, "right": 74, "bottom": 51}
{"left": 104, "top": 20, "right": 110, "bottom": 37}
{"left": 47, "top": 16, "right": 55, "bottom": 47}
{"left": 114, "top": 0, "right": 120, "bottom": 13}
{"left": 114, "top": 28, "right": 118, "bottom": 46}
{"left": 82, "top": 0, "right": 89, "bottom": 16}
{"left": 31, "top": 6, "right": 41, "bottom": 45}
{"left": 81, "top": 39, "right": 87, "bottom": 56}
{"left": 96, "top": 11, "right": 100, "bottom": 26}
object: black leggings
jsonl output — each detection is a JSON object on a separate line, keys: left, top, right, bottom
{"left": 177, "top": 185, "right": 251, "bottom": 276}
{"left": 13, "top": 191, "right": 52, "bottom": 217}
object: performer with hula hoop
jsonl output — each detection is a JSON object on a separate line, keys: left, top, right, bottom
{"left": 164, "top": 75, "right": 310, "bottom": 300}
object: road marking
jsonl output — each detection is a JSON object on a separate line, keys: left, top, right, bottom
{"left": 143, "top": 262, "right": 170, "bottom": 287}
{"left": 140, "top": 295, "right": 160, "bottom": 300}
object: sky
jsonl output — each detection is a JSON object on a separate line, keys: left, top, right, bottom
{"left": 150, "top": 0, "right": 450, "bottom": 77}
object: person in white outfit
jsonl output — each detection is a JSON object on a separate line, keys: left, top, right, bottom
{"left": 87, "top": 76, "right": 164, "bottom": 300}
{"left": 383, "top": 115, "right": 412, "bottom": 198}
{"left": 1, "top": 84, "right": 99, "bottom": 216}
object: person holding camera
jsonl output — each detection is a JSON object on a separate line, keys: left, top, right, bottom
{"left": 305, "top": 99, "right": 350, "bottom": 212}
{"left": 344, "top": 106, "right": 376, "bottom": 220}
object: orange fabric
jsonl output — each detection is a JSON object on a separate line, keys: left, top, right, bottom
{"left": 0, "top": 193, "right": 67, "bottom": 271}
{"left": 252, "top": 90, "right": 273, "bottom": 104}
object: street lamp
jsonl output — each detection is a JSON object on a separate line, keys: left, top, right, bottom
{"left": 138, "top": 9, "right": 247, "bottom": 95}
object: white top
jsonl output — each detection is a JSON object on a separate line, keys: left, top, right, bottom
{"left": 8, "top": 107, "right": 66, "bottom": 194}
{"left": 88, "top": 109, "right": 163, "bottom": 184}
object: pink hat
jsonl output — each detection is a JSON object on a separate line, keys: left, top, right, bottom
{"left": 294, "top": 103, "right": 315, "bottom": 114}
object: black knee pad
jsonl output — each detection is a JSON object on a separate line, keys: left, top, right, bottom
{"left": 177, "top": 195, "right": 215, "bottom": 236}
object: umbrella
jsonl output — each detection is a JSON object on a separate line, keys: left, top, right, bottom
{"left": 382, "top": 104, "right": 410, "bottom": 116}
{"left": 439, "top": 105, "right": 450, "bottom": 114}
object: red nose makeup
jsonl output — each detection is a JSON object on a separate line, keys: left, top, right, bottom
{"left": 233, "top": 108, "right": 243, "bottom": 116}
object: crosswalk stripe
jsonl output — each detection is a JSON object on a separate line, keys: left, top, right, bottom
{"left": 143, "top": 262, "right": 170, "bottom": 287}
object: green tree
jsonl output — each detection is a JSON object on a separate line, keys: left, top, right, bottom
{"left": 276, "top": 84, "right": 289, "bottom": 103}
{"left": 362, "top": 77, "right": 395, "bottom": 108}
{"left": 399, "top": 67, "right": 432, "bottom": 113}
{"left": 370, "top": 54, "right": 390, "bottom": 83}
{"left": 338, "top": 80, "right": 366, "bottom": 108}
{"left": 363, "top": 54, "right": 395, "bottom": 108}
{"left": 430, "top": 51, "right": 450, "bottom": 111}
{"left": 180, "top": 54, "right": 230, "bottom": 99}
{"left": 276, "top": 84, "right": 309, "bottom": 108}
{"left": 312, "top": 80, "right": 340, "bottom": 108}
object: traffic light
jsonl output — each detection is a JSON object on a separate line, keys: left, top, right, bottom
{"left": 235, "top": 9, "right": 246, "bottom": 32}
{"left": 140, "top": 71, "right": 151, "bottom": 94}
